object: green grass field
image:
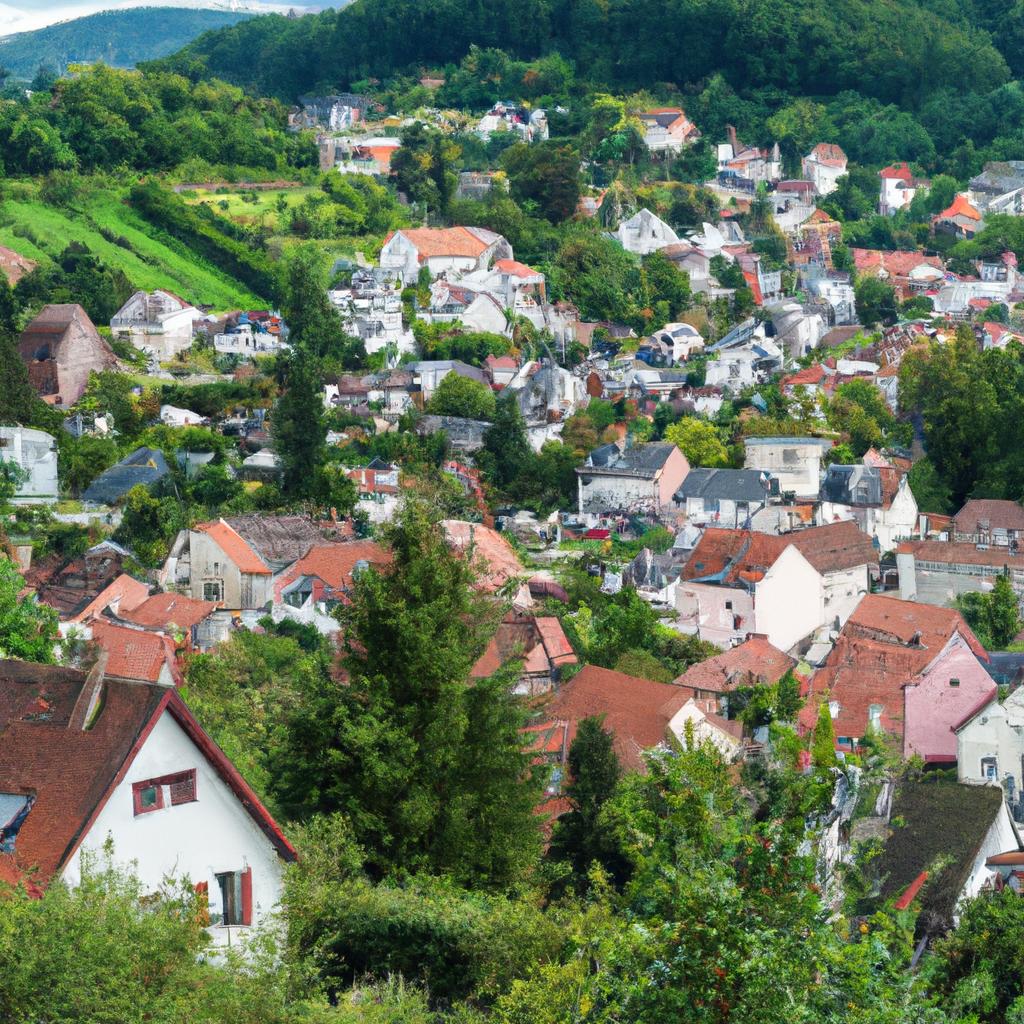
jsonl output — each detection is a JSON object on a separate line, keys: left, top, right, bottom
{"left": 184, "top": 185, "right": 315, "bottom": 232}
{"left": 0, "top": 186, "right": 264, "bottom": 311}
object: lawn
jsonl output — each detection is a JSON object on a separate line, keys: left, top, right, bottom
{"left": 184, "top": 185, "right": 316, "bottom": 232}
{"left": 0, "top": 185, "right": 264, "bottom": 311}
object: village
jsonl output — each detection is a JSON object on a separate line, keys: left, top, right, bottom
{"left": 7, "top": 65, "right": 1024, "bottom": 1015}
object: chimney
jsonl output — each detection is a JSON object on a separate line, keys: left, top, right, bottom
{"left": 71, "top": 649, "right": 108, "bottom": 731}
{"left": 726, "top": 124, "right": 738, "bottom": 154}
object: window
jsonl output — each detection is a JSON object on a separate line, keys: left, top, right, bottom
{"left": 216, "top": 867, "right": 252, "bottom": 926}
{"left": 949, "top": 678, "right": 960, "bottom": 687}
{"left": 132, "top": 770, "right": 197, "bottom": 816}
{"left": 981, "top": 756, "right": 999, "bottom": 781}
{"left": 203, "top": 581, "right": 222, "bottom": 602}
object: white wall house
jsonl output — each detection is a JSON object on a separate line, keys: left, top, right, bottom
{"left": 744, "top": 436, "right": 832, "bottom": 499}
{"left": 0, "top": 425, "right": 58, "bottom": 503}
{"left": 379, "top": 227, "right": 511, "bottom": 285}
{"left": 819, "top": 466, "right": 918, "bottom": 551}
{"left": 189, "top": 520, "right": 273, "bottom": 611}
{"left": 0, "top": 660, "right": 296, "bottom": 949}
{"left": 956, "top": 687, "right": 1024, "bottom": 794}
{"left": 111, "top": 290, "right": 201, "bottom": 362}
{"left": 616, "top": 208, "right": 680, "bottom": 255}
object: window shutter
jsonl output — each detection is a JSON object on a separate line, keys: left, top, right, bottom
{"left": 240, "top": 867, "right": 253, "bottom": 926}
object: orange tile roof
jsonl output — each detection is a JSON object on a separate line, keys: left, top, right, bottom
{"left": 90, "top": 621, "right": 177, "bottom": 684}
{"left": 194, "top": 519, "right": 271, "bottom": 575}
{"left": 387, "top": 226, "right": 492, "bottom": 261}
{"left": 285, "top": 541, "right": 391, "bottom": 590}
{"left": 442, "top": 520, "right": 523, "bottom": 593}
{"left": 122, "top": 592, "right": 219, "bottom": 632}
{"left": 808, "top": 143, "right": 846, "bottom": 167}
{"left": 71, "top": 573, "right": 150, "bottom": 625}
{"left": 494, "top": 258, "right": 542, "bottom": 279}
{"left": 674, "top": 637, "right": 795, "bottom": 693}
{"left": 936, "top": 195, "right": 981, "bottom": 222}
{"left": 879, "top": 162, "right": 914, "bottom": 182}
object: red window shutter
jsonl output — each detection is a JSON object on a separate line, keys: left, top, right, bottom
{"left": 240, "top": 867, "right": 253, "bottom": 926}
{"left": 194, "top": 880, "right": 210, "bottom": 926}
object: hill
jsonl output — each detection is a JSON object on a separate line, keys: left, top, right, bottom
{"left": 156, "top": 0, "right": 1011, "bottom": 109}
{"left": 0, "top": 7, "right": 254, "bottom": 79}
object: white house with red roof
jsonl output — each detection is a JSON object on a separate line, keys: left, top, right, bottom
{"left": 187, "top": 520, "right": 273, "bottom": 612}
{"left": 637, "top": 108, "right": 700, "bottom": 153}
{"left": 879, "top": 163, "right": 928, "bottom": 216}
{"left": 379, "top": 226, "right": 511, "bottom": 284}
{"left": 0, "top": 659, "right": 296, "bottom": 945}
{"left": 801, "top": 143, "right": 847, "bottom": 196}
{"left": 110, "top": 290, "right": 202, "bottom": 362}
{"left": 932, "top": 194, "right": 983, "bottom": 239}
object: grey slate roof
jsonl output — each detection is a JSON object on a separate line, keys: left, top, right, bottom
{"left": 820, "top": 464, "right": 883, "bottom": 505}
{"left": 82, "top": 447, "right": 170, "bottom": 505}
{"left": 675, "top": 468, "right": 770, "bottom": 503}
{"left": 579, "top": 442, "right": 676, "bottom": 478}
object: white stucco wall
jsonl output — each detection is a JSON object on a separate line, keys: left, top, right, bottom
{"left": 62, "top": 710, "right": 286, "bottom": 947}
{"left": 755, "top": 545, "right": 823, "bottom": 651}
{"left": 957, "top": 687, "right": 1024, "bottom": 792}
{"left": 822, "top": 564, "right": 870, "bottom": 630}
{"left": 958, "top": 797, "right": 1020, "bottom": 920}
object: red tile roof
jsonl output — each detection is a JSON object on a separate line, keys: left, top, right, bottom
{"left": 879, "top": 162, "right": 914, "bottom": 182}
{"left": 386, "top": 226, "right": 493, "bottom": 260}
{"left": 953, "top": 499, "right": 1024, "bottom": 535}
{"left": 896, "top": 539, "right": 1024, "bottom": 570}
{"left": 782, "top": 363, "right": 831, "bottom": 388}
{"left": 808, "top": 143, "right": 847, "bottom": 167}
{"left": 442, "top": 520, "right": 524, "bottom": 594}
{"left": 852, "top": 248, "right": 943, "bottom": 278}
{"left": 286, "top": 541, "right": 390, "bottom": 589}
{"left": 797, "top": 595, "right": 985, "bottom": 741}
{"left": 71, "top": 573, "right": 150, "bottom": 625}
{"left": 935, "top": 195, "right": 981, "bottom": 222}
{"left": 541, "top": 665, "right": 692, "bottom": 771}
{"left": 90, "top": 621, "right": 178, "bottom": 685}
{"left": 0, "top": 659, "right": 295, "bottom": 888}
{"left": 673, "top": 637, "right": 795, "bottom": 693}
{"left": 194, "top": 520, "right": 271, "bottom": 575}
{"left": 121, "top": 592, "right": 219, "bottom": 632}
{"left": 494, "top": 258, "right": 542, "bottom": 279}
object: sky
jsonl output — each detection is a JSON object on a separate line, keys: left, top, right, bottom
{"left": 0, "top": 0, "right": 321, "bottom": 36}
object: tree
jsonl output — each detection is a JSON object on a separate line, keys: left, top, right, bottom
{"left": 274, "top": 500, "right": 542, "bottom": 886}
{"left": 478, "top": 394, "right": 533, "bottom": 491}
{"left": 0, "top": 330, "right": 42, "bottom": 427}
{"left": 855, "top": 275, "right": 898, "bottom": 326}
{"left": 428, "top": 371, "right": 497, "bottom": 420}
{"left": 811, "top": 701, "right": 838, "bottom": 769}
{"left": 272, "top": 345, "right": 328, "bottom": 499}
{"left": 502, "top": 141, "right": 582, "bottom": 223}
{"left": 988, "top": 573, "right": 1021, "bottom": 649}
{"left": 547, "top": 716, "right": 628, "bottom": 889}
{"left": 0, "top": 558, "right": 60, "bottom": 663}
{"left": 664, "top": 416, "right": 729, "bottom": 467}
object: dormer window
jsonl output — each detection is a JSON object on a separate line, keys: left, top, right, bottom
{"left": 132, "top": 769, "right": 197, "bottom": 816}
{"left": 949, "top": 678, "right": 960, "bottom": 687}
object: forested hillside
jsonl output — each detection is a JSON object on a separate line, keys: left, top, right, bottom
{"left": 0, "top": 7, "right": 252, "bottom": 80}
{"left": 161, "top": 0, "right": 1009, "bottom": 106}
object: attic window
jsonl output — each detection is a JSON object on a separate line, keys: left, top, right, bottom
{"left": 132, "top": 770, "right": 197, "bottom": 816}
{"left": 949, "top": 678, "right": 960, "bottom": 687}
{"left": 0, "top": 794, "right": 34, "bottom": 853}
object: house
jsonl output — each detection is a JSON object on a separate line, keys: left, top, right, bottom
{"left": 879, "top": 163, "right": 926, "bottom": 216}
{"left": 718, "top": 127, "right": 781, "bottom": 187}
{"left": 329, "top": 271, "right": 414, "bottom": 357}
{"left": 537, "top": 664, "right": 738, "bottom": 772}
{"left": 273, "top": 540, "right": 391, "bottom": 614}
{"left": 933, "top": 194, "right": 983, "bottom": 240}
{"left": 89, "top": 620, "right": 182, "bottom": 687}
{"left": 615, "top": 208, "right": 680, "bottom": 255}
{"left": 675, "top": 521, "right": 876, "bottom": 651}
{"left": 0, "top": 426, "right": 58, "bottom": 503}
{"left": 187, "top": 519, "right": 272, "bottom": 611}
{"left": 851, "top": 248, "right": 944, "bottom": 301}
{"left": 819, "top": 461, "right": 918, "bottom": 550}
{"left": 82, "top": 448, "right": 170, "bottom": 506}
{"left": 576, "top": 441, "right": 690, "bottom": 518}
{"left": 408, "top": 359, "right": 489, "bottom": 402}
{"left": 672, "top": 636, "right": 796, "bottom": 714}
{"left": 470, "top": 609, "right": 576, "bottom": 695}
{"left": 637, "top": 108, "right": 699, "bottom": 153}
{"left": 110, "top": 291, "right": 201, "bottom": 362}
{"left": 17, "top": 304, "right": 117, "bottom": 407}
{"left": 956, "top": 686, "right": 1024, "bottom": 802}
{"left": 27, "top": 543, "right": 140, "bottom": 624}
{"left": 797, "top": 594, "right": 988, "bottom": 757}
{"left": 897, "top": 540, "right": 1024, "bottom": 608}
{"left": 704, "top": 319, "right": 784, "bottom": 390}
{"left": 795, "top": 212, "right": 845, "bottom": 273}
{"left": 674, "top": 467, "right": 775, "bottom": 527}
{"left": 952, "top": 499, "right": 1024, "bottom": 547}
{"left": 118, "top": 592, "right": 224, "bottom": 652}
{"left": 159, "top": 405, "right": 206, "bottom": 427}
{"left": 0, "top": 658, "right": 296, "bottom": 942}
{"left": 485, "top": 354, "right": 519, "bottom": 388}
{"left": 743, "top": 436, "right": 833, "bottom": 499}
{"left": 805, "top": 270, "right": 856, "bottom": 324}
{"left": 379, "top": 227, "right": 511, "bottom": 285}
{"left": 327, "top": 136, "right": 401, "bottom": 176}
{"left": 801, "top": 143, "right": 847, "bottom": 196}
{"left": 415, "top": 414, "right": 490, "bottom": 452}
{"left": 868, "top": 778, "right": 1017, "bottom": 935}
{"left": 647, "top": 322, "right": 704, "bottom": 363}
{"left": 420, "top": 281, "right": 509, "bottom": 336}
{"left": 766, "top": 300, "right": 826, "bottom": 358}
{"left": 661, "top": 244, "right": 715, "bottom": 295}
{"left": 968, "top": 160, "right": 1024, "bottom": 214}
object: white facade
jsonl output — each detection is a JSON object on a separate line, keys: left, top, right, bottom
{"left": 0, "top": 425, "right": 58, "bottom": 503}
{"left": 820, "top": 476, "right": 918, "bottom": 552}
{"left": 744, "top": 437, "right": 831, "bottom": 499}
{"left": 214, "top": 327, "right": 289, "bottom": 356}
{"left": 379, "top": 228, "right": 509, "bottom": 285}
{"left": 957, "top": 688, "right": 1024, "bottom": 793}
{"left": 616, "top": 209, "right": 680, "bottom": 255}
{"left": 62, "top": 709, "right": 287, "bottom": 947}
{"left": 329, "top": 287, "right": 415, "bottom": 357}
{"left": 111, "top": 290, "right": 201, "bottom": 362}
